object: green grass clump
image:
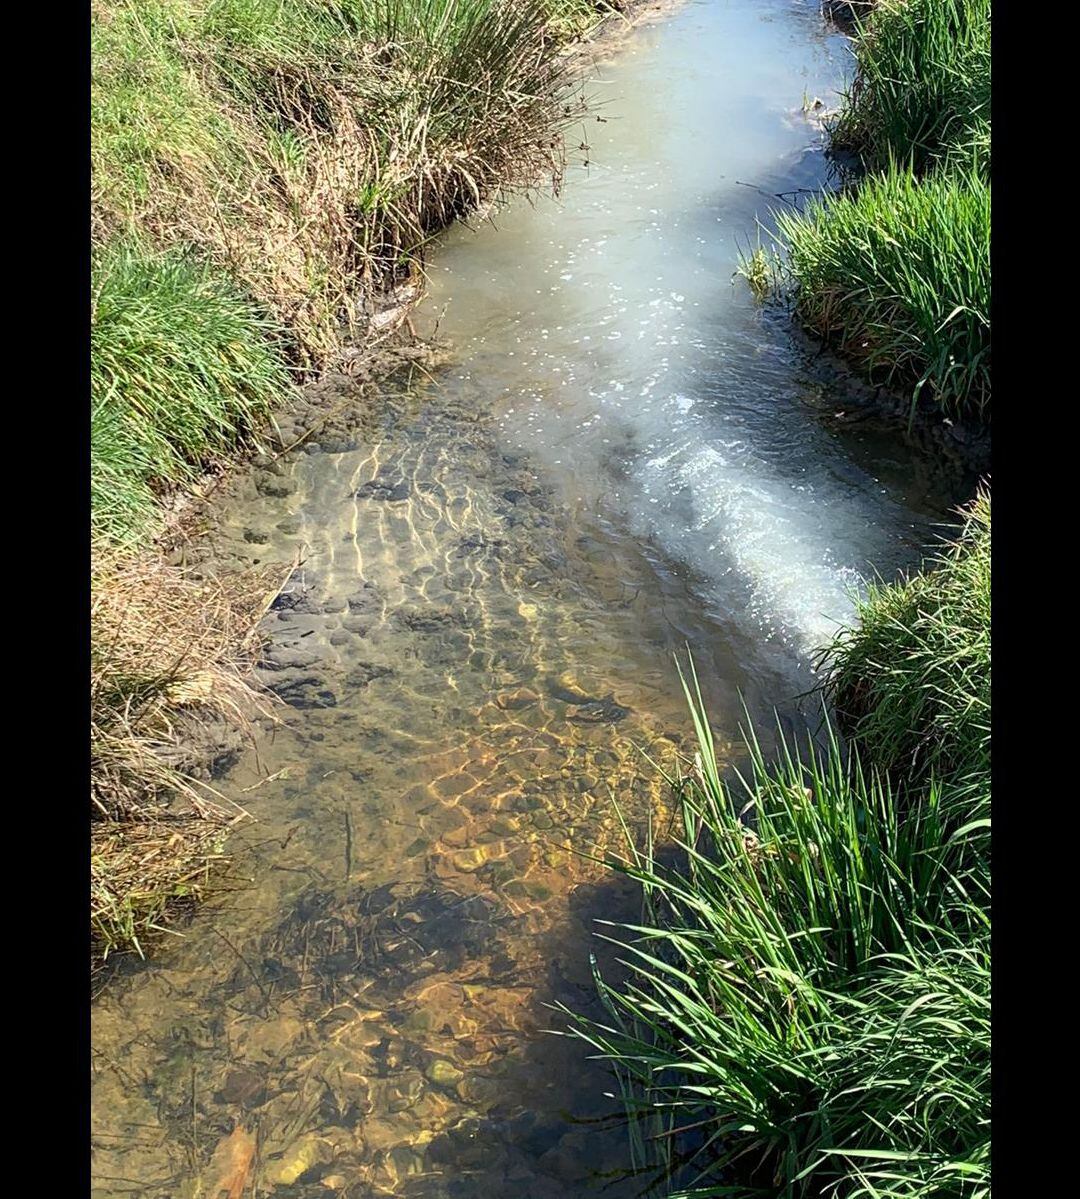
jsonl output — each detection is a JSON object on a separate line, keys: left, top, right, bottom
{"left": 570, "top": 662, "right": 990, "bottom": 1197}
{"left": 770, "top": 0, "right": 991, "bottom": 420}
{"left": 833, "top": 0, "right": 991, "bottom": 176}
{"left": 827, "top": 489, "right": 990, "bottom": 788}
{"left": 91, "top": 241, "right": 291, "bottom": 544}
{"left": 776, "top": 164, "right": 990, "bottom": 417}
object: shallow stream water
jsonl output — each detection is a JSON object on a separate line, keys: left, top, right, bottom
{"left": 91, "top": 4, "right": 974, "bottom": 1196}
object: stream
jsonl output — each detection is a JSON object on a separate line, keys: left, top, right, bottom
{"left": 91, "top": 3, "right": 975, "bottom": 1196}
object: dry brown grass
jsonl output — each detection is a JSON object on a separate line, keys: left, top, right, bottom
{"left": 90, "top": 548, "right": 284, "bottom": 957}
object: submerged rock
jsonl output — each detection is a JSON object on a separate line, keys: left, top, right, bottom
{"left": 354, "top": 478, "right": 410, "bottom": 502}
{"left": 262, "top": 1133, "right": 334, "bottom": 1186}
{"left": 259, "top": 646, "right": 322, "bottom": 672}
{"left": 567, "top": 693, "right": 631, "bottom": 723}
{"left": 424, "top": 1058, "right": 464, "bottom": 1089}
{"left": 495, "top": 687, "right": 539, "bottom": 711}
{"left": 266, "top": 672, "right": 338, "bottom": 709}
{"left": 255, "top": 472, "right": 297, "bottom": 498}
{"left": 344, "top": 662, "right": 394, "bottom": 689}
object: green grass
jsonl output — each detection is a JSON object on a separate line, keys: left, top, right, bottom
{"left": 775, "top": 164, "right": 990, "bottom": 418}
{"left": 833, "top": 0, "right": 991, "bottom": 176}
{"left": 764, "top": 0, "right": 991, "bottom": 421}
{"left": 569, "top": 659, "right": 990, "bottom": 1197}
{"left": 826, "top": 490, "right": 990, "bottom": 789}
{"left": 91, "top": 240, "right": 292, "bottom": 544}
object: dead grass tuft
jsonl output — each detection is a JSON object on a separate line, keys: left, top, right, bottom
{"left": 90, "top": 548, "right": 283, "bottom": 957}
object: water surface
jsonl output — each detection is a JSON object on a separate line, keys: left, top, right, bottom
{"left": 91, "top": 4, "right": 967, "bottom": 1196}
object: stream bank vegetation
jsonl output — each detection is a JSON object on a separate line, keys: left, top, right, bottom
{"left": 572, "top": 490, "right": 991, "bottom": 1197}
{"left": 91, "top": 550, "right": 281, "bottom": 958}
{"left": 583, "top": 5, "right": 992, "bottom": 1175}
{"left": 753, "top": 0, "right": 991, "bottom": 421}
{"left": 90, "top": 0, "right": 623, "bottom": 960}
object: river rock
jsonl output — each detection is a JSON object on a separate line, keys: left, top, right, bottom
{"left": 271, "top": 588, "right": 322, "bottom": 614}
{"left": 255, "top": 472, "right": 297, "bottom": 498}
{"left": 396, "top": 606, "right": 463, "bottom": 633}
{"left": 346, "top": 583, "right": 382, "bottom": 614}
{"left": 424, "top": 1058, "right": 464, "bottom": 1088}
{"left": 266, "top": 672, "right": 338, "bottom": 709}
{"left": 216, "top": 1067, "right": 268, "bottom": 1109}
{"left": 567, "top": 693, "right": 631, "bottom": 723}
{"left": 344, "top": 662, "right": 394, "bottom": 688}
{"left": 355, "top": 478, "right": 410, "bottom": 502}
{"left": 260, "top": 647, "right": 322, "bottom": 672}
{"left": 262, "top": 1133, "right": 334, "bottom": 1186}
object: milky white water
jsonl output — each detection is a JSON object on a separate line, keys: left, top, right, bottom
{"left": 424, "top": 0, "right": 957, "bottom": 680}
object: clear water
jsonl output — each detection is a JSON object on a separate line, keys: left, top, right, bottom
{"left": 91, "top": 4, "right": 969, "bottom": 1197}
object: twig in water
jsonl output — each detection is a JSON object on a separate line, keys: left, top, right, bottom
{"left": 213, "top": 927, "right": 272, "bottom": 1011}
{"left": 344, "top": 809, "right": 353, "bottom": 884}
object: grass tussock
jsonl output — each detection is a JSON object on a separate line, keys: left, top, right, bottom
{"left": 827, "top": 489, "right": 990, "bottom": 788}
{"left": 833, "top": 0, "right": 991, "bottom": 176}
{"left": 775, "top": 165, "right": 990, "bottom": 417}
{"left": 90, "top": 550, "right": 281, "bottom": 957}
{"left": 572, "top": 656, "right": 990, "bottom": 1198}
{"left": 765, "top": 0, "right": 991, "bottom": 421}
{"left": 91, "top": 240, "right": 292, "bottom": 545}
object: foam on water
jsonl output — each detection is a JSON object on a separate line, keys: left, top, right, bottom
{"left": 423, "top": 0, "right": 941, "bottom": 680}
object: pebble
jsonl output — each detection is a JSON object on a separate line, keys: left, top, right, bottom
{"left": 254, "top": 472, "right": 297, "bottom": 498}
{"left": 424, "top": 1058, "right": 464, "bottom": 1088}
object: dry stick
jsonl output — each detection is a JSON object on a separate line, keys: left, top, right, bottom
{"left": 213, "top": 926, "right": 272, "bottom": 1011}
{"left": 344, "top": 808, "right": 353, "bottom": 885}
